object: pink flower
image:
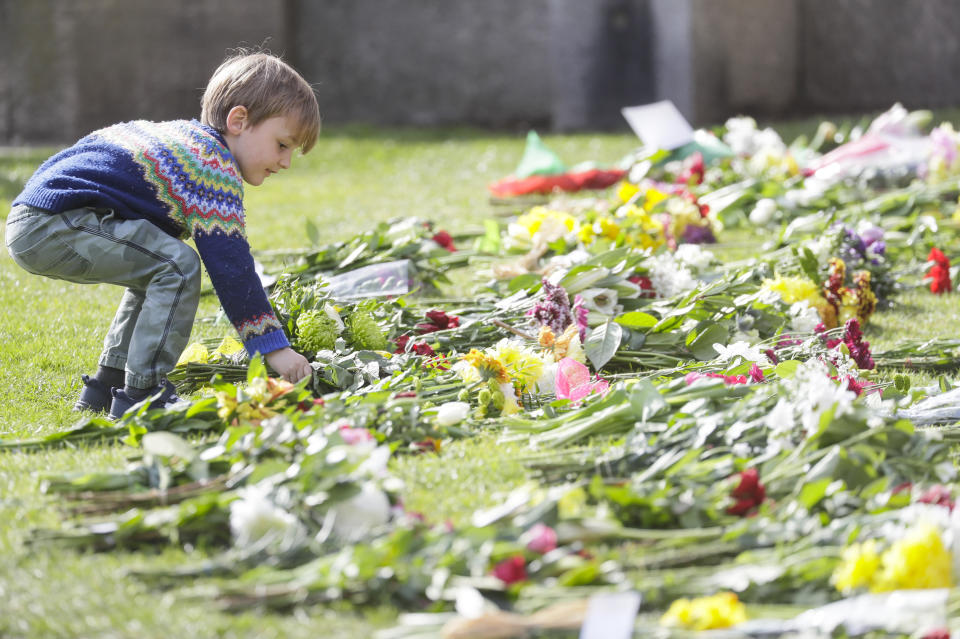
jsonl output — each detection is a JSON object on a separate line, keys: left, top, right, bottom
{"left": 918, "top": 485, "right": 955, "bottom": 511}
{"left": 339, "top": 425, "right": 374, "bottom": 445}
{"left": 523, "top": 523, "right": 558, "bottom": 554}
{"left": 748, "top": 364, "right": 764, "bottom": 382}
{"left": 685, "top": 371, "right": 748, "bottom": 386}
{"left": 492, "top": 555, "right": 528, "bottom": 585}
{"left": 555, "top": 358, "right": 609, "bottom": 403}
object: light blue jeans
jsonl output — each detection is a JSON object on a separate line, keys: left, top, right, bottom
{"left": 5, "top": 204, "right": 201, "bottom": 389}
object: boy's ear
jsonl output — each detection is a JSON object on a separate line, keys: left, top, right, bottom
{"left": 225, "top": 106, "right": 249, "bottom": 134}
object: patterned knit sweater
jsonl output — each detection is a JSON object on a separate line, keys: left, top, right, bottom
{"left": 13, "top": 119, "right": 289, "bottom": 355}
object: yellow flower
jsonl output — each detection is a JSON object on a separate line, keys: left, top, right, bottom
{"left": 177, "top": 342, "right": 209, "bottom": 366}
{"left": 597, "top": 216, "right": 620, "bottom": 240}
{"left": 763, "top": 275, "right": 831, "bottom": 323}
{"left": 515, "top": 206, "right": 577, "bottom": 241}
{"left": 214, "top": 336, "right": 244, "bottom": 357}
{"left": 872, "top": 523, "right": 954, "bottom": 591}
{"left": 492, "top": 339, "right": 545, "bottom": 392}
{"left": 616, "top": 181, "right": 640, "bottom": 203}
{"left": 462, "top": 349, "right": 511, "bottom": 384}
{"left": 643, "top": 187, "right": 669, "bottom": 212}
{"left": 660, "top": 592, "right": 747, "bottom": 630}
{"left": 832, "top": 539, "right": 881, "bottom": 594}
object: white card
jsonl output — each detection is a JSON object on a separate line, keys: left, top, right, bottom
{"left": 578, "top": 591, "right": 642, "bottom": 639}
{"left": 621, "top": 100, "right": 695, "bottom": 150}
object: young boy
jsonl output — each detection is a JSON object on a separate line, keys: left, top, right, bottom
{"left": 5, "top": 50, "right": 320, "bottom": 419}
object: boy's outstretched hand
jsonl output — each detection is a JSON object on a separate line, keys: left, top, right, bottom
{"left": 266, "top": 347, "right": 313, "bottom": 383}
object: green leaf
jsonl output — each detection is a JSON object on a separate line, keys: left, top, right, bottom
{"left": 687, "top": 324, "right": 729, "bottom": 361}
{"left": 558, "top": 265, "right": 610, "bottom": 294}
{"left": 247, "top": 354, "right": 266, "bottom": 383}
{"left": 774, "top": 360, "right": 801, "bottom": 378}
{"left": 584, "top": 321, "right": 623, "bottom": 371}
{"left": 615, "top": 311, "right": 658, "bottom": 330}
{"left": 141, "top": 432, "right": 197, "bottom": 462}
{"left": 508, "top": 273, "right": 542, "bottom": 294}
{"left": 797, "top": 478, "right": 832, "bottom": 509}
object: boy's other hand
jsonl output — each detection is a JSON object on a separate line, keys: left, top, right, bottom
{"left": 266, "top": 347, "right": 313, "bottom": 383}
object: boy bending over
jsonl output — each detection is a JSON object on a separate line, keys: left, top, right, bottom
{"left": 6, "top": 50, "right": 320, "bottom": 419}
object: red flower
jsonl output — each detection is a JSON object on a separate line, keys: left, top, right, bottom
{"left": 727, "top": 468, "right": 766, "bottom": 516}
{"left": 927, "top": 247, "right": 952, "bottom": 294}
{"left": 628, "top": 275, "right": 657, "bottom": 299}
{"left": 394, "top": 334, "right": 435, "bottom": 356}
{"left": 415, "top": 309, "right": 460, "bottom": 334}
{"left": 432, "top": 230, "right": 457, "bottom": 252}
{"left": 921, "top": 629, "right": 950, "bottom": 639}
{"left": 675, "top": 151, "right": 705, "bottom": 186}
{"left": 492, "top": 555, "right": 528, "bottom": 585}
{"left": 298, "top": 397, "right": 325, "bottom": 412}
{"left": 748, "top": 364, "right": 764, "bottom": 383}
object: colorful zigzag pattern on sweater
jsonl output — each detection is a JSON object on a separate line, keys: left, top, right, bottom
{"left": 94, "top": 120, "right": 246, "bottom": 239}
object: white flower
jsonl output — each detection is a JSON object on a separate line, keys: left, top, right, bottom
{"left": 546, "top": 248, "right": 591, "bottom": 271}
{"left": 748, "top": 198, "right": 778, "bottom": 226}
{"left": 788, "top": 301, "right": 821, "bottom": 333}
{"left": 764, "top": 398, "right": 797, "bottom": 440}
{"left": 674, "top": 243, "right": 715, "bottom": 271}
{"left": 329, "top": 483, "right": 392, "bottom": 542}
{"left": 230, "top": 485, "right": 305, "bottom": 551}
{"left": 647, "top": 253, "right": 696, "bottom": 299}
{"left": 536, "top": 360, "right": 558, "bottom": 395}
{"left": 578, "top": 288, "right": 619, "bottom": 315}
{"left": 435, "top": 401, "right": 471, "bottom": 427}
{"left": 789, "top": 360, "right": 857, "bottom": 436}
{"left": 783, "top": 179, "right": 828, "bottom": 208}
{"left": 712, "top": 340, "right": 764, "bottom": 363}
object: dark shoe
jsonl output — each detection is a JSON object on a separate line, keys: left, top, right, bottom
{"left": 108, "top": 379, "right": 180, "bottom": 421}
{"left": 73, "top": 375, "right": 114, "bottom": 413}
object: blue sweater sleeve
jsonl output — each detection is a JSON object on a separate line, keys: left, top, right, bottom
{"left": 194, "top": 230, "right": 290, "bottom": 355}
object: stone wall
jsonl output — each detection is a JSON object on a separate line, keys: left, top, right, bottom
{"left": 0, "top": 0, "right": 286, "bottom": 144}
{"left": 3, "top": 0, "right": 960, "bottom": 144}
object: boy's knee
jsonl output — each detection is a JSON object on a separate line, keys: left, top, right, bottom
{"left": 173, "top": 245, "right": 202, "bottom": 285}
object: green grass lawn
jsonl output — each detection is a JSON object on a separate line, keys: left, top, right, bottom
{"left": 0, "top": 124, "right": 958, "bottom": 637}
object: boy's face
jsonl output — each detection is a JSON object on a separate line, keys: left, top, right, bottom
{"left": 223, "top": 107, "right": 299, "bottom": 186}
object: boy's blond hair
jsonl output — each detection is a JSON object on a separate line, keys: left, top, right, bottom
{"left": 201, "top": 50, "right": 321, "bottom": 153}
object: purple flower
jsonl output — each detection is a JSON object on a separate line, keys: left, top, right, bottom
{"left": 529, "top": 279, "right": 573, "bottom": 333}
{"left": 681, "top": 224, "right": 716, "bottom": 244}
{"left": 572, "top": 294, "right": 589, "bottom": 341}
